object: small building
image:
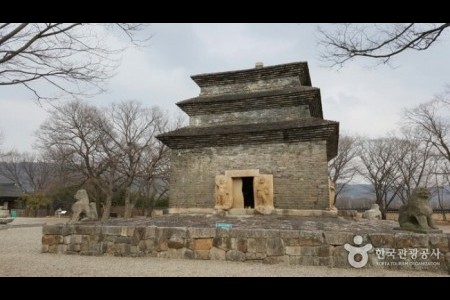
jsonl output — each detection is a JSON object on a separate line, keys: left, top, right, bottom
{"left": 0, "top": 181, "right": 22, "bottom": 210}
{"left": 157, "top": 61, "right": 339, "bottom": 213}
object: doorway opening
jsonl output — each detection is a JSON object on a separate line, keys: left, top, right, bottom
{"left": 242, "top": 177, "right": 254, "bottom": 208}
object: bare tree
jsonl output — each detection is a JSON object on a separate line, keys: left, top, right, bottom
{"left": 36, "top": 99, "right": 177, "bottom": 221}
{"left": 136, "top": 138, "right": 171, "bottom": 217}
{"left": 0, "top": 150, "right": 26, "bottom": 191}
{"left": 404, "top": 96, "right": 450, "bottom": 164}
{"left": 0, "top": 151, "right": 54, "bottom": 193}
{"left": 37, "top": 100, "right": 118, "bottom": 221}
{"left": 394, "top": 128, "right": 436, "bottom": 204}
{"left": 99, "top": 101, "right": 170, "bottom": 218}
{"left": 328, "top": 134, "right": 359, "bottom": 206}
{"left": 429, "top": 158, "right": 449, "bottom": 220}
{"left": 0, "top": 23, "right": 149, "bottom": 102}
{"left": 318, "top": 23, "right": 450, "bottom": 67}
{"left": 358, "top": 137, "right": 406, "bottom": 218}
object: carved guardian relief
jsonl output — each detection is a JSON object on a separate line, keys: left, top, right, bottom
{"left": 215, "top": 175, "right": 233, "bottom": 210}
{"left": 254, "top": 175, "right": 274, "bottom": 215}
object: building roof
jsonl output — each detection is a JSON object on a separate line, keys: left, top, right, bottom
{"left": 0, "top": 182, "right": 22, "bottom": 198}
{"left": 191, "top": 61, "right": 312, "bottom": 88}
{"left": 176, "top": 87, "right": 323, "bottom": 118}
{"left": 157, "top": 118, "right": 339, "bottom": 160}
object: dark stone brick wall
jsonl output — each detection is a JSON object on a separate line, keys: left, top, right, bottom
{"left": 168, "top": 141, "right": 329, "bottom": 209}
{"left": 190, "top": 106, "right": 311, "bottom": 127}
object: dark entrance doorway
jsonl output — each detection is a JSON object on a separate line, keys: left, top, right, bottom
{"left": 242, "top": 177, "right": 254, "bottom": 208}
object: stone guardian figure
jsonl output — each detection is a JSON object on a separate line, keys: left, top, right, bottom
{"left": 69, "top": 189, "right": 98, "bottom": 223}
{"left": 396, "top": 187, "right": 442, "bottom": 233}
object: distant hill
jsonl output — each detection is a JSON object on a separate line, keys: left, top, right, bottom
{"left": 338, "top": 183, "right": 450, "bottom": 210}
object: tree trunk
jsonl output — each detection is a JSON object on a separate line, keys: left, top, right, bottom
{"left": 101, "top": 192, "right": 112, "bottom": 222}
{"left": 124, "top": 188, "right": 134, "bottom": 218}
{"left": 124, "top": 202, "right": 135, "bottom": 218}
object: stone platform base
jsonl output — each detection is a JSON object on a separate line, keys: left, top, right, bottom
{"left": 0, "top": 217, "right": 14, "bottom": 225}
{"left": 165, "top": 208, "right": 338, "bottom": 218}
{"left": 42, "top": 215, "right": 449, "bottom": 274}
{"left": 394, "top": 227, "right": 443, "bottom": 234}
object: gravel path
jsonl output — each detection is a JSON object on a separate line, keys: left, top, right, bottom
{"left": 0, "top": 221, "right": 448, "bottom": 277}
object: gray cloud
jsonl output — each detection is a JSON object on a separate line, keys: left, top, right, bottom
{"left": 1, "top": 23, "right": 449, "bottom": 152}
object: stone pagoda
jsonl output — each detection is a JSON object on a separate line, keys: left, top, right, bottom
{"left": 157, "top": 61, "right": 339, "bottom": 214}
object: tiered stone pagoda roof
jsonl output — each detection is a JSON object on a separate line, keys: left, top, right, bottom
{"left": 177, "top": 87, "right": 324, "bottom": 118}
{"left": 157, "top": 62, "right": 339, "bottom": 160}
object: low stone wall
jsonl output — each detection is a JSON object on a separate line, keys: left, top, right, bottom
{"left": 42, "top": 224, "right": 450, "bottom": 273}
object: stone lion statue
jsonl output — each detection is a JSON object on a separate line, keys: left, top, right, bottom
{"left": 397, "top": 187, "right": 439, "bottom": 233}
{"left": 69, "top": 189, "right": 98, "bottom": 223}
{"left": 362, "top": 203, "right": 382, "bottom": 220}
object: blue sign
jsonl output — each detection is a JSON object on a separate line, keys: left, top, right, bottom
{"left": 216, "top": 222, "right": 232, "bottom": 230}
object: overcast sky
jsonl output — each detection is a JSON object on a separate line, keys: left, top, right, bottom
{"left": 1, "top": 23, "right": 450, "bottom": 153}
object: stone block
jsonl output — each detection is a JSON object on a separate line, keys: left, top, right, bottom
{"left": 231, "top": 238, "right": 247, "bottom": 252}
{"left": 42, "top": 234, "right": 56, "bottom": 246}
{"left": 288, "top": 256, "right": 318, "bottom": 266}
{"left": 213, "top": 236, "right": 231, "bottom": 251}
{"left": 169, "top": 227, "right": 188, "bottom": 238}
{"left": 144, "top": 239, "right": 156, "bottom": 252}
{"left": 166, "top": 248, "right": 183, "bottom": 259}
{"left": 102, "top": 226, "right": 122, "bottom": 236}
{"left": 247, "top": 238, "right": 266, "bottom": 253}
{"left": 116, "top": 236, "right": 131, "bottom": 244}
{"left": 138, "top": 240, "right": 147, "bottom": 252}
{"left": 285, "top": 246, "right": 301, "bottom": 256}
{"left": 428, "top": 234, "right": 449, "bottom": 252}
{"left": 318, "top": 257, "right": 332, "bottom": 266}
{"left": 318, "top": 245, "right": 334, "bottom": 257}
{"left": 231, "top": 229, "right": 268, "bottom": 238}
{"left": 61, "top": 226, "right": 75, "bottom": 236}
{"left": 42, "top": 225, "right": 62, "bottom": 235}
{"left": 332, "top": 246, "right": 350, "bottom": 268}
{"left": 183, "top": 248, "right": 194, "bottom": 259}
{"left": 209, "top": 247, "right": 226, "bottom": 260}
{"left": 226, "top": 250, "right": 246, "bottom": 262}
{"left": 324, "top": 231, "right": 353, "bottom": 245}
{"left": 394, "top": 233, "right": 429, "bottom": 248}
{"left": 188, "top": 227, "right": 215, "bottom": 238}
{"left": 67, "top": 243, "right": 81, "bottom": 252}
{"left": 157, "top": 238, "right": 168, "bottom": 251}
{"left": 157, "top": 251, "right": 169, "bottom": 258}
{"left": 168, "top": 234, "right": 185, "bottom": 249}
{"left": 266, "top": 237, "right": 284, "bottom": 256}
{"left": 193, "top": 238, "right": 213, "bottom": 251}
{"left": 144, "top": 226, "right": 157, "bottom": 239}
{"left": 53, "top": 235, "right": 63, "bottom": 244}
{"left": 263, "top": 256, "right": 288, "bottom": 265}
{"left": 74, "top": 225, "right": 99, "bottom": 235}
{"left": 63, "top": 235, "right": 71, "bottom": 245}
{"left": 279, "top": 230, "right": 301, "bottom": 239}
{"left": 71, "top": 234, "right": 82, "bottom": 244}
{"left": 245, "top": 252, "right": 266, "bottom": 260}
{"left": 194, "top": 250, "right": 210, "bottom": 260}
{"left": 116, "top": 243, "right": 130, "bottom": 255}
{"left": 131, "top": 227, "right": 146, "bottom": 245}
{"left": 120, "top": 226, "right": 135, "bottom": 237}
{"left": 129, "top": 245, "right": 139, "bottom": 255}
{"left": 56, "top": 244, "right": 67, "bottom": 253}
{"left": 368, "top": 233, "right": 395, "bottom": 248}
{"left": 297, "top": 230, "right": 324, "bottom": 246}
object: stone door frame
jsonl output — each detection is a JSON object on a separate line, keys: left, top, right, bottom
{"left": 215, "top": 169, "right": 274, "bottom": 214}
